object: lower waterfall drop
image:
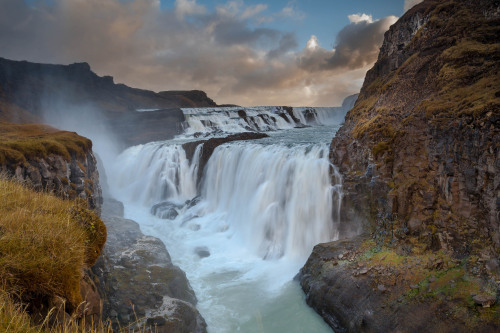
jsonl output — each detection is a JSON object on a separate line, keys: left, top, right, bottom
{"left": 202, "top": 143, "right": 339, "bottom": 260}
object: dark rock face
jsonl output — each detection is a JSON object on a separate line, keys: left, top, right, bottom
{"left": 300, "top": 237, "right": 499, "bottom": 333}
{"left": 332, "top": 0, "right": 500, "bottom": 255}
{"left": 0, "top": 57, "right": 217, "bottom": 147}
{"left": 182, "top": 132, "right": 269, "bottom": 183}
{"left": 302, "top": 1, "right": 500, "bottom": 331}
{"left": 93, "top": 199, "right": 206, "bottom": 332}
{"left": 151, "top": 201, "right": 181, "bottom": 220}
{"left": 1, "top": 151, "right": 102, "bottom": 212}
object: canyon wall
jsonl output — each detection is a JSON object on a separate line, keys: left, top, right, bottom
{"left": 301, "top": 1, "right": 499, "bottom": 331}
{"left": 333, "top": 0, "right": 499, "bottom": 255}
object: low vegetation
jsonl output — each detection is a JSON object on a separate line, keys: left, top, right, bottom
{"left": 353, "top": 239, "right": 500, "bottom": 330}
{"left": 0, "top": 122, "right": 92, "bottom": 166}
{"left": 0, "top": 176, "right": 106, "bottom": 328}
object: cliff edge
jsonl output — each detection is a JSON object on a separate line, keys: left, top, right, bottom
{"left": 301, "top": 0, "right": 499, "bottom": 331}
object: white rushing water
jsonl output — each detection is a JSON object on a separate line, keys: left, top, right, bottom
{"left": 109, "top": 106, "right": 347, "bottom": 332}
{"left": 179, "top": 106, "right": 346, "bottom": 137}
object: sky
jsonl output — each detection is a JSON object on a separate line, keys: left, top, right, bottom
{"left": 0, "top": 0, "right": 423, "bottom": 106}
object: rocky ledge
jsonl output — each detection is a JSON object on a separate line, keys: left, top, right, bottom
{"left": 93, "top": 199, "right": 207, "bottom": 333}
{"left": 1, "top": 151, "right": 102, "bottom": 211}
{"left": 182, "top": 132, "right": 269, "bottom": 183}
{"left": 300, "top": 236, "right": 499, "bottom": 332}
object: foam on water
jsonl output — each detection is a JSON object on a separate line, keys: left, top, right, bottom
{"left": 109, "top": 124, "right": 342, "bottom": 332}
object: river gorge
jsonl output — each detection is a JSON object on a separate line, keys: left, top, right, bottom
{"left": 104, "top": 105, "right": 352, "bottom": 332}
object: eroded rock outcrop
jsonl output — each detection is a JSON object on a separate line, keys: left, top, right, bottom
{"left": 93, "top": 199, "right": 207, "bottom": 332}
{"left": 300, "top": 236, "right": 499, "bottom": 332}
{"left": 333, "top": 0, "right": 499, "bottom": 260}
{"left": 1, "top": 152, "right": 102, "bottom": 212}
{"left": 302, "top": 0, "right": 500, "bottom": 331}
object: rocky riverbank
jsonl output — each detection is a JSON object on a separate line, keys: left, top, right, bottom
{"left": 93, "top": 199, "right": 207, "bottom": 333}
{"left": 300, "top": 236, "right": 499, "bottom": 332}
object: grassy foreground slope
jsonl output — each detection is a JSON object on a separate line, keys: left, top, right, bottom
{"left": 0, "top": 176, "right": 106, "bottom": 329}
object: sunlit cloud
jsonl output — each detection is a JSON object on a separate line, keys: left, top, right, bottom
{"left": 0, "top": 0, "right": 398, "bottom": 106}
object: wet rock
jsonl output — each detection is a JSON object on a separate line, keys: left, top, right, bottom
{"left": 182, "top": 132, "right": 269, "bottom": 183}
{"left": 146, "top": 297, "right": 207, "bottom": 333}
{"left": 151, "top": 201, "right": 181, "bottom": 219}
{"left": 194, "top": 246, "right": 210, "bottom": 258}
{"left": 93, "top": 199, "right": 206, "bottom": 332}
{"left": 472, "top": 295, "right": 496, "bottom": 308}
{"left": 185, "top": 196, "right": 202, "bottom": 209}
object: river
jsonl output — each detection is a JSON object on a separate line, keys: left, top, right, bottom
{"left": 107, "top": 106, "right": 346, "bottom": 332}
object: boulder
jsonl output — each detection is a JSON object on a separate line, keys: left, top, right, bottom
{"left": 93, "top": 199, "right": 206, "bottom": 332}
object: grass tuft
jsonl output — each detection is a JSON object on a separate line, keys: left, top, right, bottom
{"left": 0, "top": 176, "right": 105, "bottom": 310}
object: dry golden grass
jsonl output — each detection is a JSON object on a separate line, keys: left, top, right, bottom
{"left": 0, "top": 122, "right": 92, "bottom": 166}
{"left": 0, "top": 177, "right": 105, "bottom": 310}
{"left": 0, "top": 288, "right": 116, "bottom": 333}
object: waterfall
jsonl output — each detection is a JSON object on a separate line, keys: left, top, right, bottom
{"left": 179, "top": 106, "right": 345, "bottom": 137}
{"left": 108, "top": 121, "right": 345, "bottom": 332}
{"left": 202, "top": 143, "right": 339, "bottom": 259}
{"left": 110, "top": 139, "right": 342, "bottom": 260}
{"left": 110, "top": 142, "right": 202, "bottom": 206}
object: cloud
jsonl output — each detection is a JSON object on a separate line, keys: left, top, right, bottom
{"left": 277, "top": 1, "right": 305, "bottom": 21}
{"left": 298, "top": 14, "right": 398, "bottom": 73}
{"left": 0, "top": 0, "right": 397, "bottom": 107}
{"left": 348, "top": 13, "right": 373, "bottom": 24}
{"left": 404, "top": 0, "right": 424, "bottom": 12}
{"left": 175, "top": 0, "right": 206, "bottom": 19}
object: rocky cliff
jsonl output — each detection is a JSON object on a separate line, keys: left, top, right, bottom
{"left": 0, "top": 122, "right": 102, "bottom": 211}
{"left": 0, "top": 124, "right": 106, "bottom": 327}
{"left": 301, "top": 0, "right": 499, "bottom": 331}
{"left": 334, "top": 0, "right": 499, "bottom": 260}
{"left": 0, "top": 57, "right": 217, "bottom": 147}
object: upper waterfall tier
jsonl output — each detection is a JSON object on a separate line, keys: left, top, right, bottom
{"left": 179, "top": 106, "right": 349, "bottom": 137}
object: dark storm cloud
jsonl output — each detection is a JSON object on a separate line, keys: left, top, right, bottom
{"left": 0, "top": 0, "right": 397, "bottom": 106}
{"left": 298, "top": 14, "right": 398, "bottom": 72}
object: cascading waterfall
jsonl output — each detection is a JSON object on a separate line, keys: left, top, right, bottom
{"left": 111, "top": 142, "right": 202, "bottom": 205}
{"left": 108, "top": 113, "right": 347, "bottom": 332}
{"left": 111, "top": 139, "right": 341, "bottom": 260}
{"left": 179, "top": 106, "right": 344, "bottom": 136}
{"left": 202, "top": 143, "right": 339, "bottom": 259}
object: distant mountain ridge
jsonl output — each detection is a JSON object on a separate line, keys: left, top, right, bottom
{"left": 0, "top": 57, "right": 217, "bottom": 146}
